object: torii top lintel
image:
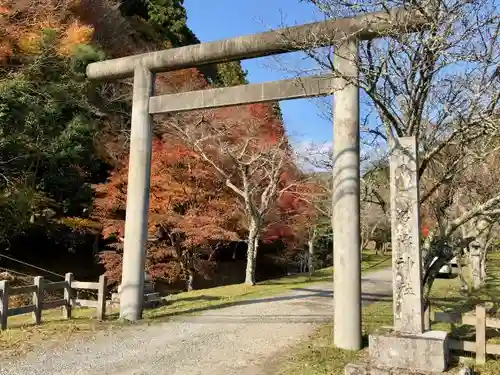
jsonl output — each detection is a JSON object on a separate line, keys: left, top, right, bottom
{"left": 86, "top": 7, "right": 427, "bottom": 81}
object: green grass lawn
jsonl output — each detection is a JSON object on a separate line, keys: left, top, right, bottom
{"left": 272, "top": 252, "right": 500, "bottom": 375}
{"left": 0, "top": 250, "right": 390, "bottom": 358}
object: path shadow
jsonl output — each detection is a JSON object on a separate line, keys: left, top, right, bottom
{"left": 168, "top": 314, "right": 334, "bottom": 324}
{"left": 170, "top": 295, "right": 222, "bottom": 303}
{"left": 361, "top": 256, "right": 391, "bottom": 271}
{"left": 362, "top": 293, "right": 392, "bottom": 302}
{"left": 291, "top": 288, "right": 391, "bottom": 302}
{"left": 435, "top": 273, "right": 459, "bottom": 280}
{"left": 150, "top": 291, "right": 329, "bottom": 319}
{"left": 260, "top": 275, "right": 332, "bottom": 286}
{"left": 148, "top": 286, "right": 392, "bottom": 320}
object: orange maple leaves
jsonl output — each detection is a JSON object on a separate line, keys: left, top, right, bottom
{"left": 94, "top": 135, "right": 243, "bottom": 286}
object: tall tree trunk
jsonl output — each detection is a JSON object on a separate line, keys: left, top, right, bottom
{"left": 422, "top": 241, "right": 456, "bottom": 309}
{"left": 382, "top": 242, "right": 389, "bottom": 255}
{"left": 245, "top": 219, "right": 259, "bottom": 286}
{"left": 456, "top": 254, "right": 469, "bottom": 292}
{"left": 186, "top": 269, "right": 194, "bottom": 291}
{"left": 360, "top": 229, "right": 366, "bottom": 259}
{"left": 481, "top": 252, "right": 487, "bottom": 282}
{"left": 469, "top": 218, "right": 490, "bottom": 288}
{"left": 360, "top": 222, "right": 378, "bottom": 258}
{"left": 253, "top": 236, "right": 259, "bottom": 262}
{"left": 308, "top": 229, "right": 317, "bottom": 278}
{"left": 477, "top": 223, "right": 491, "bottom": 284}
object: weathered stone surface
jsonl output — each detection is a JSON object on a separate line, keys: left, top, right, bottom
{"left": 345, "top": 361, "right": 449, "bottom": 375}
{"left": 113, "top": 279, "right": 160, "bottom": 309}
{"left": 149, "top": 75, "right": 337, "bottom": 113}
{"left": 345, "top": 362, "right": 371, "bottom": 375}
{"left": 86, "top": 9, "right": 427, "bottom": 80}
{"left": 119, "top": 66, "right": 155, "bottom": 322}
{"left": 369, "top": 331, "right": 449, "bottom": 373}
{"left": 389, "top": 136, "right": 424, "bottom": 334}
{"left": 469, "top": 241, "right": 482, "bottom": 289}
{"left": 344, "top": 362, "right": 394, "bottom": 375}
{"left": 370, "top": 369, "right": 392, "bottom": 375}
{"left": 332, "top": 39, "right": 362, "bottom": 351}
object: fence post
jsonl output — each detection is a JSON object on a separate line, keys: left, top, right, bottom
{"left": 0, "top": 280, "right": 9, "bottom": 330}
{"left": 63, "top": 273, "right": 74, "bottom": 319}
{"left": 96, "top": 275, "right": 107, "bottom": 320}
{"left": 476, "top": 304, "right": 486, "bottom": 364}
{"left": 33, "top": 276, "right": 44, "bottom": 325}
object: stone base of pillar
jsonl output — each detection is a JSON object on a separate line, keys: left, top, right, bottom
{"left": 344, "top": 361, "right": 446, "bottom": 375}
{"left": 114, "top": 281, "right": 161, "bottom": 309}
{"left": 362, "top": 330, "right": 449, "bottom": 373}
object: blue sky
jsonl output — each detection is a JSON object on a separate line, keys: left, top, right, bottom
{"left": 183, "top": 0, "right": 333, "bottom": 153}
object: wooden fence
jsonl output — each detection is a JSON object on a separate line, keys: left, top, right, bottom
{"left": 0, "top": 273, "right": 107, "bottom": 330}
{"left": 432, "top": 305, "right": 500, "bottom": 364}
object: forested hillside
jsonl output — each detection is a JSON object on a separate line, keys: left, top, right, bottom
{"left": 0, "top": 0, "right": 316, "bottom": 292}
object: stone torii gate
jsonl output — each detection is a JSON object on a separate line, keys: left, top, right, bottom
{"left": 87, "top": 7, "right": 426, "bottom": 351}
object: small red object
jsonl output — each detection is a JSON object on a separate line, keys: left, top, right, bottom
{"left": 422, "top": 227, "right": 429, "bottom": 237}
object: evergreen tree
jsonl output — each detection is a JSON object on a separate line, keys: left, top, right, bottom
{"left": 0, "top": 29, "right": 108, "bottom": 245}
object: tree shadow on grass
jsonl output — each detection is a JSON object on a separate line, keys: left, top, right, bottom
{"left": 362, "top": 254, "right": 391, "bottom": 271}
{"left": 167, "top": 295, "right": 222, "bottom": 303}
{"left": 260, "top": 275, "right": 332, "bottom": 286}
{"left": 291, "top": 288, "right": 391, "bottom": 303}
{"left": 148, "top": 290, "right": 331, "bottom": 320}
{"left": 146, "top": 287, "right": 392, "bottom": 320}
{"left": 431, "top": 270, "right": 500, "bottom": 315}
{"left": 6, "top": 310, "right": 122, "bottom": 329}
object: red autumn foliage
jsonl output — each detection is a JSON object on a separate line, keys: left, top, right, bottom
{"left": 64, "top": 0, "right": 311, "bottom": 288}
{"left": 95, "top": 98, "right": 310, "bottom": 290}
{"left": 1, "top": 0, "right": 313, "bottom": 288}
{"left": 185, "top": 103, "right": 303, "bottom": 232}
{"left": 94, "top": 137, "right": 243, "bottom": 290}
{"left": 156, "top": 68, "right": 209, "bottom": 94}
{"left": 263, "top": 179, "right": 319, "bottom": 250}
{"left": 203, "top": 104, "right": 313, "bottom": 252}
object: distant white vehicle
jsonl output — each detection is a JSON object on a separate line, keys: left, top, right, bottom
{"left": 430, "top": 256, "right": 458, "bottom": 276}
{"left": 438, "top": 263, "right": 452, "bottom": 275}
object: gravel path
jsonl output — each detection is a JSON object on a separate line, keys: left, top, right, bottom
{"left": 0, "top": 268, "right": 393, "bottom": 375}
